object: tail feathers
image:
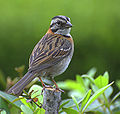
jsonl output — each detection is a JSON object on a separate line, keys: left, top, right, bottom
{"left": 7, "top": 71, "right": 36, "bottom": 96}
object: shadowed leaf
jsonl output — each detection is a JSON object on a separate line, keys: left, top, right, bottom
{"left": 82, "top": 82, "right": 114, "bottom": 112}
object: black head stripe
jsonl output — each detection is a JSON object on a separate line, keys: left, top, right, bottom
{"left": 52, "top": 16, "right": 67, "bottom": 22}
{"left": 51, "top": 28, "right": 59, "bottom": 32}
{"left": 50, "top": 24, "right": 54, "bottom": 28}
{"left": 65, "top": 16, "right": 70, "bottom": 21}
{"left": 50, "top": 22, "right": 57, "bottom": 28}
{"left": 63, "top": 35, "right": 71, "bottom": 38}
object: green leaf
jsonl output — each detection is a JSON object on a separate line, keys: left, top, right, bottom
{"left": 76, "top": 75, "right": 86, "bottom": 91}
{"left": 59, "top": 99, "right": 70, "bottom": 110}
{"left": 62, "top": 108, "right": 78, "bottom": 114}
{"left": 71, "top": 95, "right": 79, "bottom": 111}
{"left": 76, "top": 75, "right": 85, "bottom": 85}
{"left": 28, "top": 85, "right": 43, "bottom": 110}
{"left": 65, "top": 80, "right": 86, "bottom": 94}
{"left": 90, "top": 111, "right": 103, "bottom": 114}
{"left": 87, "top": 67, "right": 97, "bottom": 77}
{"left": 0, "top": 91, "right": 23, "bottom": 109}
{"left": 81, "top": 68, "right": 96, "bottom": 89}
{"left": 81, "top": 74, "right": 95, "bottom": 90}
{"left": 9, "top": 105, "right": 21, "bottom": 114}
{"left": 62, "top": 98, "right": 83, "bottom": 108}
{"left": 90, "top": 84, "right": 98, "bottom": 93}
{"left": 103, "top": 71, "right": 109, "bottom": 82}
{"left": 82, "top": 81, "right": 114, "bottom": 113}
{"left": 110, "top": 91, "right": 120, "bottom": 105}
{"left": 0, "top": 110, "right": 7, "bottom": 114}
{"left": 0, "top": 97, "right": 9, "bottom": 114}
{"left": 57, "top": 81, "right": 68, "bottom": 89}
{"left": 33, "top": 108, "right": 45, "bottom": 114}
{"left": 58, "top": 76, "right": 86, "bottom": 95}
{"left": 21, "top": 105, "right": 33, "bottom": 114}
{"left": 86, "top": 99, "right": 103, "bottom": 112}
{"left": 80, "top": 90, "right": 91, "bottom": 112}
{"left": 81, "top": 75, "right": 95, "bottom": 84}
{"left": 116, "top": 80, "right": 120, "bottom": 89}
{"left": 0, "top": 94, "right": 21, "bottom": 114}
{"left": 94, "top": 75, "right": 108, "bottom": 88}
{"left": 12, "top": 97, "right": 24, "bottom": 103}
{"left": 104, "top": 86, "right": 113, "bottom": 98}
{"left": 28, "top": 85, "right": 43, "bottom": 104}
{"left": 68, "top": 90, "right": 84, "bottom": 98}
{"left": 20, "top": 97, "right": 33, "bottom": 111}
{"left": 23, "top": 90, "right": 29, "bottom": 96}
{"left": 112, "top": 103, "right": 120, "bottom": 114}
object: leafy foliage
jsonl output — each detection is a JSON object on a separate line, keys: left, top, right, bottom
{"left": 58, "top": 68, "right": 120, "bottom": 114}
{"left": 0, "top": 68, "right": 120, "bottom": 114}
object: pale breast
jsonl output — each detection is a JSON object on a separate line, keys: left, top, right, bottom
{"left": 46, "top": 46, "right": 74, "bottom": 77}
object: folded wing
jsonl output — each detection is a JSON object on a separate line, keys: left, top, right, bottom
{"left": 29, "top": 33, "right": 72, "bottom": 73}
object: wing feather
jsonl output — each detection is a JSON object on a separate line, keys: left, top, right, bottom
{"left": 28, "top": 33, "right": 72, "bottom": 72}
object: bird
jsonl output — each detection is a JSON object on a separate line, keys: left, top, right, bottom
{"left": 7, "top": 15, "right": 74, "bottom": 96}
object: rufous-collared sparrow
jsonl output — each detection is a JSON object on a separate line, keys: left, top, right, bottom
{"left": 7, "top": 15, "right": 74, "bottom": 95}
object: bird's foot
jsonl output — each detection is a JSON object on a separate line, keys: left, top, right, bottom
{"left": 55, "top": 87, "right": 64, "bottom": 92}
{"left": 40, "top": 85, "right": 53, "bottom": 95}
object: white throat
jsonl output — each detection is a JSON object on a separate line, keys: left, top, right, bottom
{"left": 54, "top": 28, "right": 71, "bottom": 37}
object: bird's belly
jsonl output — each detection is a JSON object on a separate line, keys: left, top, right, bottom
{"left": 46, "top": 55, "right": 72, "bottom": 77}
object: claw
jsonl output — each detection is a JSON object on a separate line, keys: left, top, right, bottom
{"left": 40, "top": 85, "right": 53, "bottom": 95}
{"left": 39, "top": 77, "right": 64, "bottom": 94}
{"left": 55, "top": 87, "right": 64, "bottom": 92}
{"left": 52, "top": 78, "right": 64, "bottom": 92}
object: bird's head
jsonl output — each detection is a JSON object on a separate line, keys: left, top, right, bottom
{"left": 50, "top": 15, "right": 72, "bottom": 37}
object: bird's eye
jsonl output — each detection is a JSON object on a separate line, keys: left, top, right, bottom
{"left": 57, "top": 21, "right": 61, "bottom": 25}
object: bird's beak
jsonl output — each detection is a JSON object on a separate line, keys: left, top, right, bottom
{"left": 65, "top": 21, "right": 72, "bottom": 28}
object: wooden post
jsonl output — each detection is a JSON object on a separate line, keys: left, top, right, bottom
{"left": 42, "top": 88, "right": 61, "bottom": 114}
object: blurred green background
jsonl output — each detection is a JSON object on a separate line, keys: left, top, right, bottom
{"left": 0, "top": 0, "right": 120, "bottom": 92}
